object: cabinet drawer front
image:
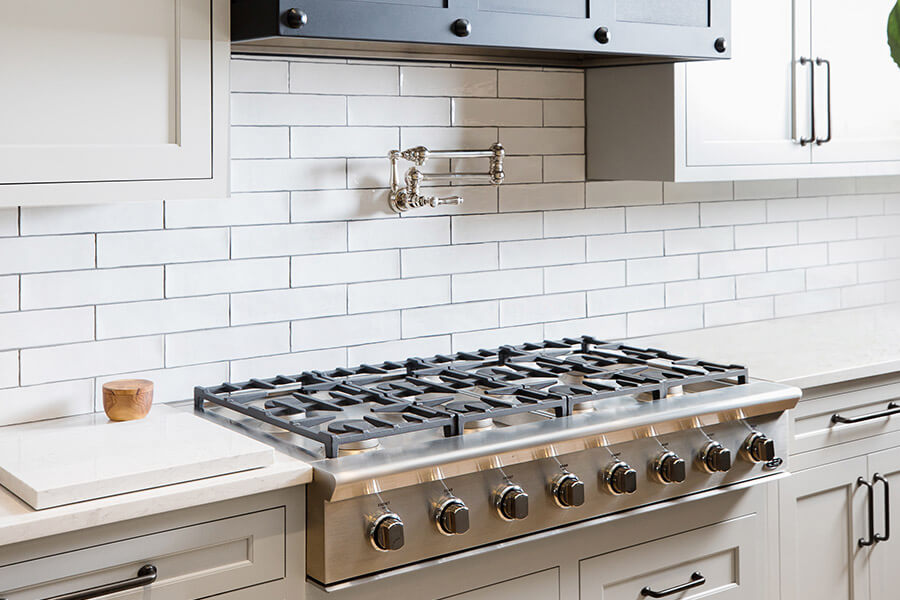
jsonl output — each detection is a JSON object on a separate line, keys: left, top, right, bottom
{"left": 440, "top": 569, "right": 559, "bottom": 600}
{"left": 792, "top": 381, "right": 900, "bottom": 454}
{"left": 0, "top": 508, "right": 285, "bottom": 600}
{"left": 579, "top": 515, "right": 759, "bottom": 600}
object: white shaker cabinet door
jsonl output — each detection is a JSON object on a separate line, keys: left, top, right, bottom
{"left": 779, "top": 456, "right": 870, "bottom": 600}
{"left": 0, "top": 0, "right": 228, "bottom": 205}
{"left": 809, "top": 0, "right": 900, "bottom": 163}
{"left": 866, "top": 445, "right": 900, "bottom": 600}
{"left": 684, "top": 0, "right": 811, "bottom": 167}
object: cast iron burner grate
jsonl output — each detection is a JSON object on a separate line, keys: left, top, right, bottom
{"left": 194, "top": 336, "right": 748, "bottom": 458}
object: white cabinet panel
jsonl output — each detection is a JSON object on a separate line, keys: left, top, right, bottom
{"left": 810, "top": 0, "right": 900, "bottom": 163}
{"left": 779, "top": 457, "right": 870, "bottom": 600}
{"left": 685, "top": 0, "right": 810, "bottom": 167}
{"left": 0, "top": 0, "right": 228, "bottom": 205}
{"left": 867, "top": 446, "right": 900, "bottom": 600}
{"left": 439, "top": 569, "right": 559, "bottom": 600}
{"left": 579, "top": 515, "right": 759, "bottom": 599}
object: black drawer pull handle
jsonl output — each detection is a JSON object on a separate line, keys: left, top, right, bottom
{"left": 41, "top": 565, "right": 157, "bottom": 600}
{"left": 832, "top": 402, "right": 900, "bottom": 425}
{"left": 859, "top": 478, "right": 876, "bottom": 547}
{"left": 874, "top": 473, "right": 891, "bottom": 543}
{"left": 641, "top": 572, "right": 706, "bottom": 598}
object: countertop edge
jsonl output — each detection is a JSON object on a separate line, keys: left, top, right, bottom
{"left": 0, "top": 453, "right": 311, "bottom": 547}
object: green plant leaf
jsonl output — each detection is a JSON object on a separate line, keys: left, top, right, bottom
{"left": 890, "top": 0, "right": 900, "bottom": 69}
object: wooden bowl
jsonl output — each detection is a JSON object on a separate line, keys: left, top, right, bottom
{"left": 102, "top": 379, "right": 154, "bottom": 421}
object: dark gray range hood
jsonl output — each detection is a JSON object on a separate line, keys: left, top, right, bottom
{"left": 232, "top": 0, "right": 731, "bottom": 66}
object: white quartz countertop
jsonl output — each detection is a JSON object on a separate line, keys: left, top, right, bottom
{"left": 0, "top": 409, "right": 312, "bottom": 547}
{"left": 630, "top": 304, "right": 900, "bottom": 390}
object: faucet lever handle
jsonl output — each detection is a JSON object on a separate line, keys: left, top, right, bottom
{"left": 429, "top": 196, "right": 463, "bottom": 207}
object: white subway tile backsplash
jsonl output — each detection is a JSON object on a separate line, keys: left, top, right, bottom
{"left": 704, "top": 297, "right": 774, "bottom": 327}
{"left": 167, "top": 323, "right": 289, "bottom": 367}
{"left": 232, "top": 222, "right": 346, "bottom": 258}
{"left": 700, "top": 200, "right": 765, "bottom": 226}
{"left": 451, "top": 98, "right": 542, "bottom": 126}
{"left": 544, "top": 261, "right": 624, "bottom": 293}
{"left": 291, "top": 127, "right": 398, "bottom": 158}
{"left": 628, "top": 255, "right": 697, "bottom": 285}
{"left": 294, "top": 250, "right": 399, "bottom": 286}
{"left": 665, "top": 277, "right": 734, "bottom": 307}
{"left": 500, "top": 237, "right": 585, "bottom": 269}
{"left": 97, "top": 296, "right": 228, "bottom": 339}
{"left": 166, "top": 193, "right": 290, "bottom": 228}
{"left": 232, "top": 127, "right": 290, "bottom": 159}
{"left": 349, "top": 96, "right": 450, "bottom": 126}
{"left": 349, "top": 276, "right": 449, "bottom": 313}
{"left": 403, "top": 301, "right": 498, "bottom": 338}
{"left": 0, "top": 307, "right": 93, "bottom": 351}
{"left": 798, "top": 218, "right": 856, "bottom": 244}
{"left": 232, "top": 94, "right": 346, "bottom": 126}
{"left": 736, "top": 269, "right": 805, "bottom": 298}
{"left": 500, "top": 292, "right": 585, "bottom": 326}
{"left": 290, "top": 61, "right": 398, "bottom": 95}
{"left": 498, "top": 70, "right": 583, "bottom": 99}
{"left": 401, "top": 66, "right": 497, "bottom": 97}
{"left": 452, "top": 213, "right": 541, "bottom": 244}
{"left": 767, "top": 243, "right": 828, "bottom": 270}
{"left": 664, "top": 227, "right": 733, "bottom": 255}
{"left": 587, "top": 232, "right": 663, "bottom": 261}
{"left": 166, "top": 258, "right": 288, "bottom": 297}
{"left": 626, "top": 204, "right": 698, "bottom": 232}
{"left": 544, "top": 207, "right": 623, "bottom": 238}
{"left": 627, "top": 305, "right": 703, "bottom": 337}
{"left": 453, "top": 268, "right": 543, "bottom": 302}
{"left": 0, "top": 276, "right": 18, "bottom": 312}
{"left": 734, "top": 222, "right": 797, "bottom": 249}
{"left": 774, "top": 289, "right": 841, "bottom": 318}
{"left": 232, "top": 285, "right": 346, "bottom": 325}
{"left": 97, "top": 228, "right": 229, "bottom": 268}
{"left": 0, "top": 57, "right": 897, "bottom": 426}
{"left": 21, "top": 336, "right": 165, "bottom": 386}
{"left": 293, "top": 312, "right": 401, "bottom": 351}
{"left": 699, "top": 249, "right": 766, "bottom": 278}
{"left": 22, "top": 267, "right": 163, "bottom": 310}
{"left": 231, "top": 158, "right": 346, "bottom": 193}
{"left": 543, "top": 100, "right": 585, "bottom": 127}
{"left": 20, "top": 202, "right": 162, "bottom": 235}
{"left": 402, "top": 243, "right": 497, "bottom": 277}
{"left": 350, "top": 217, "right": 449, "bottom": 250}
{"left": 231, "top": 59, "right": 288, "bottom": 93}
{"left": 0, "top": 236, "right": 94, "bottom": 276}
{"left": 587, "top": 284, "right": 664, "bottom": 316}
{"left": 0, "top": 380, "right": 94, "bottom": 426}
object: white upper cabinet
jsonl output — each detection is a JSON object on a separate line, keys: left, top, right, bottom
{"left": 586, "top": 0, "right": 900, "bottom": 181}
{"left": 0, "top": 0, "right": 229, "bottom": 206}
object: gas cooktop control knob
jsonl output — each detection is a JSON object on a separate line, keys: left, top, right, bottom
{"left": 497, "top": 485, "right": 529, "bottom": 520}
{"left": 605, "top": 461, "right": 638, "bottom": 495}
{"left": 370, "top": 513, "right": 404, "bottom": 551}
{"left": 743, "top": 431, "right": 776, "bottom": 463}
{"left": 653, "top": 451, "right": 687, "bottom": 484}
{"left": 552, "top": 473, "right": 585, "bottom": 508}
{"left": 436, "top": 499, "right": 470, "bottom": 535}
{"left": 700, "top": 441, "right": 732, "bottom": 473}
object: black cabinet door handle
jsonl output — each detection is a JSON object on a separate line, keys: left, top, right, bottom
{"left": 798, "top": 57, "right": 816, "bottom": 146}
{"left": 814, "top": 57, "right": 832, "bottom": 145}
{"left": 39, "top": 565, "right": 157, "bottom": 600}
{"left": 641, "top": 572, "right": 706, "bottom": 598}
{"left": 859, "top": 478, "right": 876, "bottom": 547}
{"left": 832, "top": 402, "right": 900, "bottom": 425}
{"left": 874, "top": 473, "right": 891, "bottom": 543}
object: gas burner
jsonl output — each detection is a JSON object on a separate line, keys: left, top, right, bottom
{"left": 194, "top": 336, "right": 749, "bottom": 458}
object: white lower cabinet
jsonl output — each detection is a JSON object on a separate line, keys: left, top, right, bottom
{"left": 866, "top": 445, "right": 900, "bottom": 600}
{"left": 440, "top": 569, "right": 559, "bottom": 600}
{"left": 579, "top": 515, "right": 758, "bottom": 599}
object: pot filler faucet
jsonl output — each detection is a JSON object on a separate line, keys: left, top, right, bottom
{"left": 388, "top": 143, "right": 505, "bottom": 213}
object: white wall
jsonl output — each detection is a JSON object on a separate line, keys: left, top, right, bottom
{"left": 0, "top": 55, "right": 898, "bottom": 426}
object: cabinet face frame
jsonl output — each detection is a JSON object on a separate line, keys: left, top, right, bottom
{"left": 0, "top": 0, "right": 229, "bottom": 207}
